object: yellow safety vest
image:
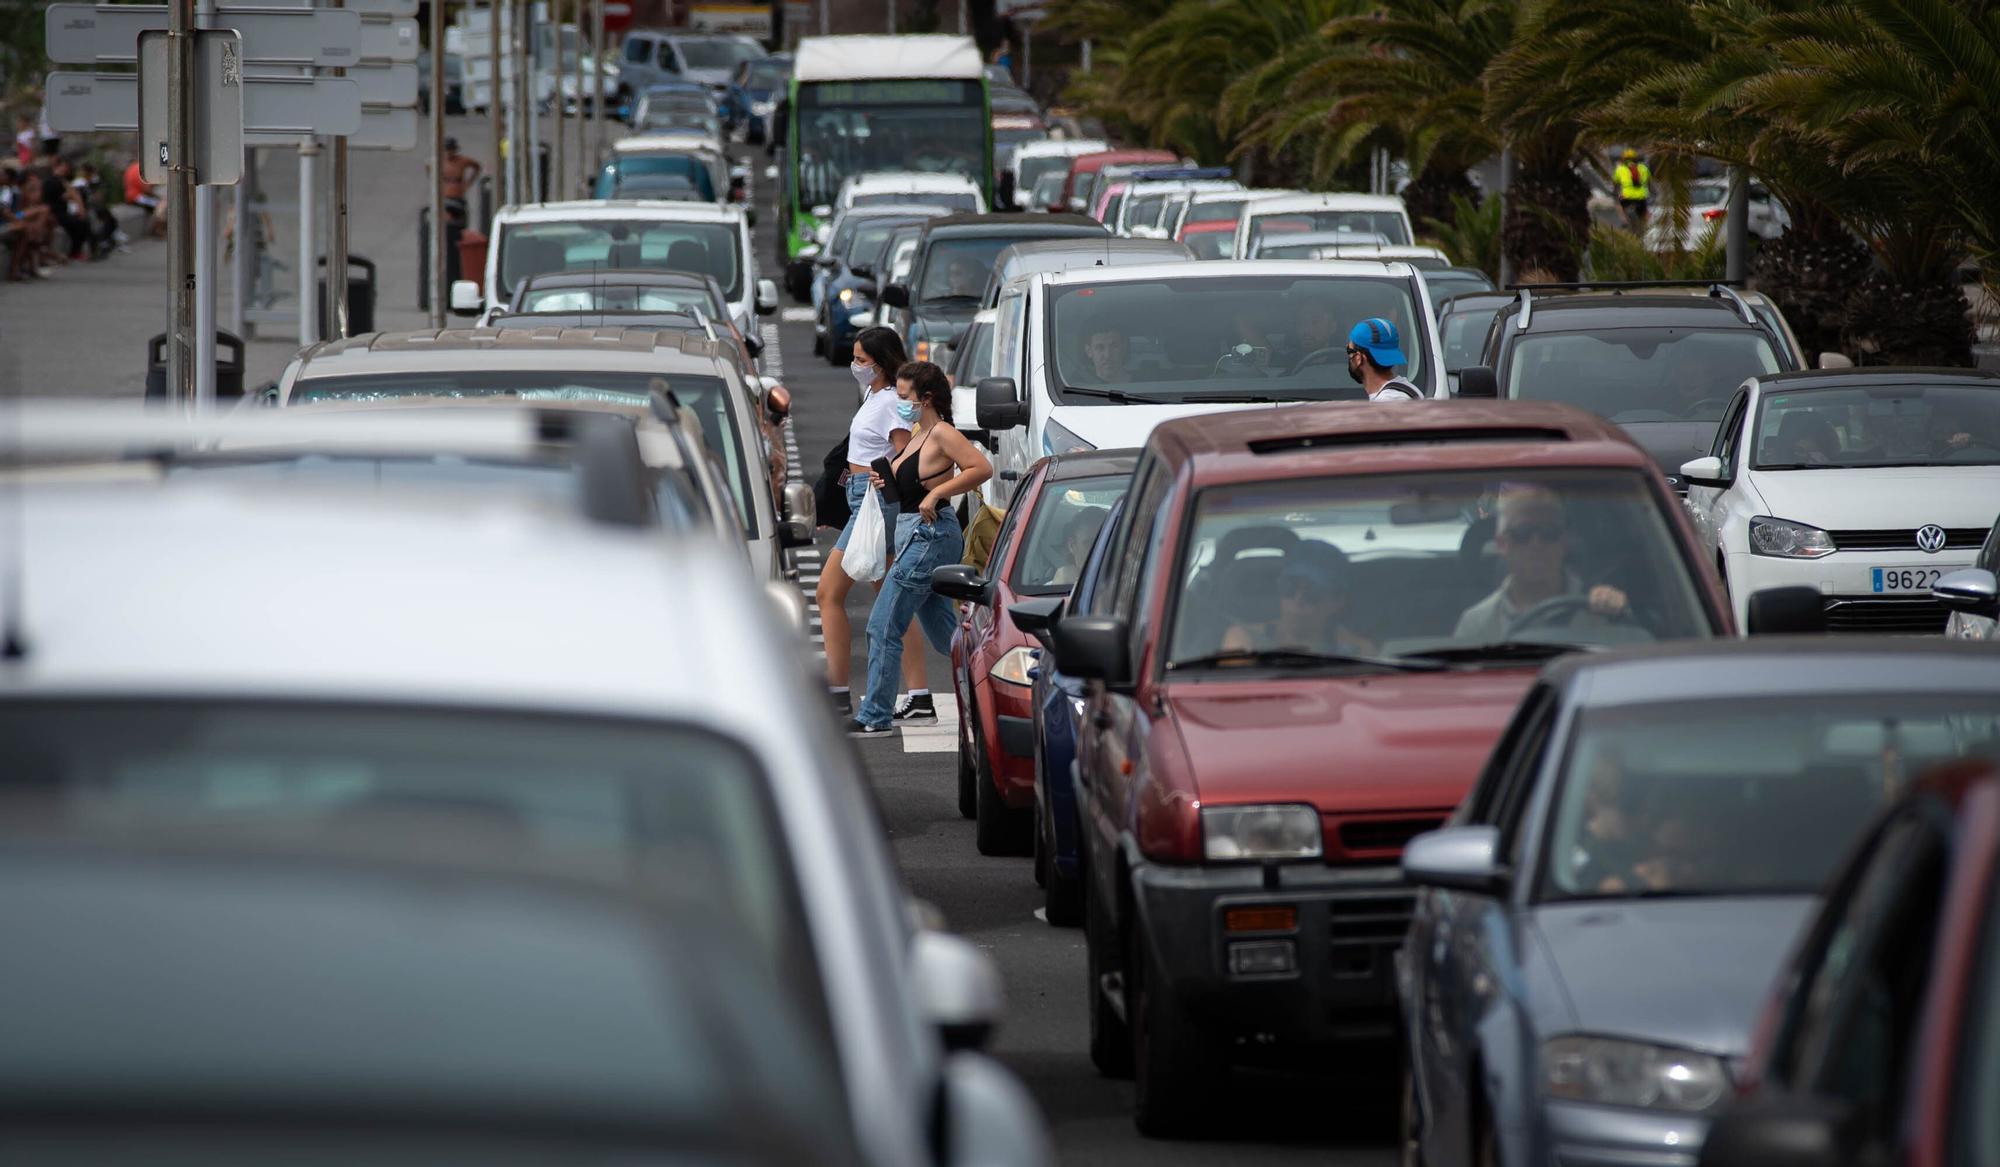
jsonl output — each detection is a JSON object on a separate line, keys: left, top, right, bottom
{"left": 1615, "top": 162, "right": 1650, "bottom": 201}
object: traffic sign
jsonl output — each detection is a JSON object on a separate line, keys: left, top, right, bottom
{"left": 358, "top": 15, "right": 417, "bottom": 63}
{"left": 47, "top": 69, "right": 361, "bottom": 140}
{"left": 45, "top": 4, "right": 361, "bottom": 66}
{"left": 137, "top": 30, "right": 245, "bottom": 185}
{"left": 222, "top": 0, "right": 414, "bottom": 13}
{"left": 246, "top": 105, "right": 412, "bottom": 150}
{"left": 345, "top": 60, "right": 417, "bottom": 107}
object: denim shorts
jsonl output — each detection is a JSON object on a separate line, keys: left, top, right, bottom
{"left": 832, "top": 473, "right": 898, "bottom": 555}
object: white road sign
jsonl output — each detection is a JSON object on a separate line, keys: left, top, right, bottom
{"left": 48, "top": 69, "right": 361, "bottom": 139}
{"left": 358, "top": 15, "right": 418, "bottom": 63}
{"left": 246, "top": 105, "right": 413, "bottom": 150}
{"left": 346, "top": 60, "right": 418, "bottom": 107}
{"left": 222, "top": 0, "right": 415, "bottom": 13}
{"left": 45, "top": 4, "right": 361, "bottom": 66}
{"left": 135, "top": 30, "right": 245, "bottom": 185}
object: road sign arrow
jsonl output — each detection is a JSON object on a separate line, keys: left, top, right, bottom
{"left": 46, "top": 4, "right": 362, "bottom": 67}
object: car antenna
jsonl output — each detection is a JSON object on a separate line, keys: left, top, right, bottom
{"left": 1, "top": 392, "right": 26, "bottom": 662}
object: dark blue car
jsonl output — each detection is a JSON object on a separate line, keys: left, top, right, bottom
{"left": 1013, "top": 495, "right": 1124, "bottom": 927}
{"left": 719, "top": 54, "right": 792, "bottom": 144}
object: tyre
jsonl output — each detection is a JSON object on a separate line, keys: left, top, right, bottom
{"left": 974, "top": 744, "right": 1031, "bottom": 857}
{"left": 1085, "top": 883, "right": 1132, "bottom": 1078}
{"left": 1031, "top": 797, "right": 1048, "bottom": 887}
{"left": 825, "top": 327, "right": 848, "bottom": 366}
{"left": 1130, "top": 922, "right": 1226, "bottom": 1138}
{"left": 811, "top": 332, "right": 823, "bottom": 357}
{"left": 956, "top": 714, "right": 977, "bottom": 820}
{"left": 1042, "top": 812, "right": 1084, "bottom": 927}
{"left": 1401, "top": 1064, "right": 1427, "bottom": 1167}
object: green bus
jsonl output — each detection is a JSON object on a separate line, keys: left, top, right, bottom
{"left": 779, "top": 35, "right": 992, "bottom": 294}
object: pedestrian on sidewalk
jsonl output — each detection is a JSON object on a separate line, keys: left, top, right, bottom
{"left": 437, "top": 138, "right": 481, "bottom": 225}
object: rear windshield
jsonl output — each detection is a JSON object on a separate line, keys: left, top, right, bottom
{"left": 917, "top": 237, "right": 1022, "bottom": 304}
{"left": 519, "top": 282, "right": 721, "bottom": 318}
{"left": 1250, "top": 208, "right": 1411, "bottom": 246}
{"left": 853, "top": 190, "right": 979, "bottom": 212}
{"left": 499, "top": 220, "right": 739, "bottom": 300}
{"left": 1506, "top": 327, "right": 1780, "bottom": 422}
{"left": 601, "top": 156, "right": 717, "bottom": 202}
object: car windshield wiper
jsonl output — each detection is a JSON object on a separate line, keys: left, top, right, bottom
{"left": 1399, "top": 641, "right": 1598, "bottom": 663}
{"left": 1177, "top": 393, "right": 1289, "bottom": 404}
{"left": 1057, "top": 384, "right": 1180, "bottom": 405}
{"left": 918, "top": 293, "right": 982, "bottom": 305}
{"left": 1167, "top": 648, "right": 1444, "bottom": 673}
{"left": 1755, "top": 462, "right": 1845, "bottom": 471}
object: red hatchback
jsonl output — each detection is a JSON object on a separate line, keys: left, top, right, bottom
{"left": 1049, "top": 401, "right": 1734, "bottom": 1136}
{"left": 935, "top": 449, "right": 1139, "bottom": 856}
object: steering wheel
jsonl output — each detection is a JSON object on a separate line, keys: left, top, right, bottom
{"left": 1503, "top": 594, "right": 1641, "bottom": 639}
{"left": 1285, "top": 346, "right": 1348, "bottom": 377}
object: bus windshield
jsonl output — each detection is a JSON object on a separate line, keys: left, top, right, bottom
{"left": 794, "top": 79, "right": 987, "bottom": 209}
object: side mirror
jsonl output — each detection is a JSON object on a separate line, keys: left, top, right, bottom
{"left": 850, "top": 264, "right": 874, "bottom": 281}
{"left": 797, "top": 242, "right": 821, "bottom": 260}
{"left": 938, "top": 1052, "right": 1057, "bottom": 1167}
{"left": 1402, "top": 826, "right": 1508, "bottom": 894}
{"left": 755, "top": 278, "right": 779, "bottom": 315}
{"left": 1746, "top": 586, "right": 1826, "bottom": 635}
{"left": 1680, "top": 455, "right": 1731, "bottom": 489}
{"left": 1935, "top": 567, "right": 2000, "bottom": 620}
{"left": 1052, "top": 614, "right": 1131, "bottom": 688}
{"left": 743, "top": 332, "right": 764, "bottom": 358}
{"left": 1456, "top": 365, "right": 1498, "bottom": 398}
{"left": 448, "top": 279, "right": 483, "bottom": 317}
{"left": 910, "top": 930, "right": 1004, "bottom": 1052}
{"left": 1816, "top": 351, "right": 1854, "bottom": 370}
{"left": 976, "top": 377, "right": 1027, "bottom": 431}
{"left": 931, "top": 563, "right": 995, "bottom": 606}
{"left": 780, "top": 481, "right": 816, "bottom": 547}
{"left": 763, "top": 380, "right": 792, "bottom": 422}
{"left": 880, "top": 282, "right": 910, "bottom": 309}
{"left": 1697, "top": 1095, "right": 1857, "bottom": 1167}
{"left": 764, "top": 579, "right": 808, "bottom": 631}
{"left": 1008, "top": 596, "right": 1062, "bottom": 652}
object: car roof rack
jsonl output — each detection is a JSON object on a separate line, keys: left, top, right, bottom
{"left": 1505, "top": 279, "right": 1757, "bottom": 329}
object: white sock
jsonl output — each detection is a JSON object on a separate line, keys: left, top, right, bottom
{"left": 828, "top": 685, "right": 849, "bottom": 695}
{"left": 909, "top": 688, "right": 930, "bottom": 699}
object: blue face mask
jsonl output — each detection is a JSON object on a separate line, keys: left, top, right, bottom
{"left": 894, "top": 400, "right": 919, "bottom": 423}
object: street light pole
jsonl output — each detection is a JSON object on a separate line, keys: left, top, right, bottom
{"left": 590, "top": 0, "right": 605, "bottom": 181}
{"left": 428, "top": 0, "right": 446, "bottom": 327}
{"left": 328, "top": 0, "right": 349, "bottom": 339}
{"left": 165, "top": 0, "right": 197, "bottom": 405}
{"left": 489, "top": 0, "right": 503, "bottom": 212}
{"left": 554, "top": 0, "right": 567, "bottom": 201}
{"left": 193, "top": 0, "right": 217, "bottom": 408}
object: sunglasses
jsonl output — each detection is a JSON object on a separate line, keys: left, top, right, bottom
{"left": 1501, "top": 523, "right": 1566, "bottom": 545}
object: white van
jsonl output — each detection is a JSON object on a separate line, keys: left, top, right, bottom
{"left": 1232, "top": 192, "right": 1416, "bottom": 263}
{"left": 972, "top": 260, "right": 1446, "bottom": 506}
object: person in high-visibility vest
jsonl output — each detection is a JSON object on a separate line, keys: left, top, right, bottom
{"left": 1614, "top": 148, "right": 1651, "bottom": 228}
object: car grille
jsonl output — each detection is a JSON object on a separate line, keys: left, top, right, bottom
{"left": 1822, "top": 596, "right": 1952, "bottom": 634}
{"left": 1828, "top": 527, "right": 1987, "bottom": 552}
{"left": 1326, "top": 890, "right": 1416, "bottom": 980}
{"left": 1334, "top": 816, "right": 1447, "bottom": 861}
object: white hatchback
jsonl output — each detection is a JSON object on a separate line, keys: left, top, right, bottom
{"left": 1681, "top": 368, "right": 2000, "bottom": 633}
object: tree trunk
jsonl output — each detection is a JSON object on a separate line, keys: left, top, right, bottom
{"left": 1503, "top": 160, "right": 1589, "bottom": 282}
{"left": 1748, "top": 206, "right": 1871, "bottom": 361}
{"left": 1840, "top": 271, "right": 1976, "bottom": 367}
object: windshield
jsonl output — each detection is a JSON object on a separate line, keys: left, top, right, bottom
{"left": 598, "top": 154, "right": 718, "bottom": 201}
{"left": 1185, "top": 198, "right": 1247, "bottom": 225}
{"left": 1424, "top": 269, "right": 1496, "bottom": 303}
{"left": 519, "top": 283, "right": 721, "bottom": 317}
{"left": 955, "top": 320, "right": 995, "bottom": 382}
{"left": 1441, "top": 303, "right": 1502, "bottom": 370}
{"left": 847, "top": 221, "right": 903, "bottom": 271}
{"left": 853, "top": 190, "right": 978, "bottom": 212}
{"left": 1543, "top": 698, "right": 2000, "bottom": 900}
{"left": 1751, "top": 381, "right": 2000, "bottom": 469}
{"left": 918, "top": 237, "right": 1018, "bottom": 304}
{"left": 1016, "top": 154, "right": 1073, "bottom": 194}
{"left": 641, "top": 110, "right": 721, "bottom": 137}
{"left": 1165, "top": 469, "right": 1714, "bottom": 670}
{"left": 1507, "top": 328, "right": 1780, "bottom": 422}
{"left": 675, "top": 37, "right": 762, "bottom": 69}
{"left": 743, "top": 58, "right": 789, "bottom": 88}
{"left": 498, "top": 220, "right": 739, "bottom": 300}
{"left": 291, "top": 371, "right": 756, "bottom": 535}
{"left": 1011, "top": 474, "right": 1130, "bottom": 595}
{"left": 794, "top": 80, "right": 986, "bottom": 207}
{"left": 1250, "top": 209, "right": 1411, "bottom": 247}
{"left": 1183, "top": 228, "right": 1234, "bottom": 260}
{"left": 1047, "top": 274, "right": 1428, "bottom": 403}
{"left": 1124, "top": 192, "right": 1169, "bottom": 231}
{"left": 0, "top": 702, "right": 819, "bottom": 982}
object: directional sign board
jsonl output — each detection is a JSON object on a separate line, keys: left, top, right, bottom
{"left": 48, "top": 69, "right": 361, "bottom": 141}
{"left": 137, "top": 30, "right": 245, "bottom": 185}
{"left": 222, "top": 0, "right": 414, "bottom": 13}
{"left": 358, "top": 16, "right": 418, "bottom": 63}
{"left": 245, "top": 105, "right": 413, "bottom": 150}
{"left": 45, "top": 4, "right": 361, "bottom": 66}
{"left": 345, "top": 61, "right": 417, "bottom": 107}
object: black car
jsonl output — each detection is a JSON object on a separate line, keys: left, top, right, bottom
{"left": 881, "top": 212, "right": 1108, "bottom": 364}
{"left": 1457, "top": 282, "right": 1803, "bottom": 489}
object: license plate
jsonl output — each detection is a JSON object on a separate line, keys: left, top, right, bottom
{"left": 1872, "top": 567, "right": 1952, "bottom": 593}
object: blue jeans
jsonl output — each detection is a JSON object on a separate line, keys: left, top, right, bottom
{"left": 857, "top": 507, "right": 965, "bottom": 728}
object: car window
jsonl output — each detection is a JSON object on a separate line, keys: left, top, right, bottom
{"left": 853, "top": 191, "right": 978, "bottom": 212}
{"left": 1714, "top": 387, "right": 1750, "bottom": 466}
{"left": 1071, "top": 498, "right": 1124, "bottom": 614}
{"left": 1750, "top": 382, "right": 2000, "bottom": 470}
{"left": 623, "top": 38, "right": 649, "bottom": 65}
{"left": 1956, "top": 867, "right": 2000, "bottom": 1165}
{"left": 1009, "top": 474, "right": 1132, "bottom": 595}
{"left": 983, "top": 477, "right": 1034, "bottom": 581}
{"left": 1250, "top": 209, "right": 1411, "bottom": 246}
{"left": 1494, "top": 702, "right": 1559, "bottom": 863}
{"left": 676, "top": 38, "right": 763, "bottom": 70}
{"left": 1542, "top": 700, "right": 1994, "bottom": 902}
{"left": 1506, "top": 328, "right": 1780, "bottom": 422}
{"left": 994, "top": 286, "right": 1028, "bottom": 385}
{"left": 918, "top": 238, "right": 1023, "bottom": 305}
{"left": 520, "top": 284, "right": 716, "bottom": 316}
{"left": 1462, "top": 685, "right": 1555, "bottom": 826}
{"left": 1093, "top": 456, "right": 1165, "bottom": 620}
{"left": 1162, "top": 468, "right": 1716, "bottom": 669}
{"left": 1441, "top": 303, "right": 1501, "bottom": 371}
{"left": 1979, "top": 520, "right": 2000, "bottom": 574}
{"left": 498, "top": 219, "right": 741, "bottom": 299}
{"left": 846, "top": 222, "right": 903, "bottom": 271}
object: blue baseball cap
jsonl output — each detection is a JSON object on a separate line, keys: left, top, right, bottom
{"left": 1347, "top": 317, "right": 1407, "bottom": 367}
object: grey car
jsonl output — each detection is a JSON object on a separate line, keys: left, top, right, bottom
{"left": 1397, "top": 639, "right": 2000, "bottom": 1167}
{"left": 1939, "top": 511, "right": 2000, "bottom": 640}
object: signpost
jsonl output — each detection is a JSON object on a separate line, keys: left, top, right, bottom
{"left": 50, "top": 71, "right": 361, "bottom": 140}
{"left": 45, "top": 3, "right": 360, "bottom": 65}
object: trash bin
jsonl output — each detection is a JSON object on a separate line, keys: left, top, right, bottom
{"left": 316, "top": 254, "right": 378, "bottom": 336}
{"left": 417, "top": 210, "right": 465, "bottom": 312}
{"left": 145, "top": 331, "right": 245, "bottom": 401}
{"left": 457, "top": 229, "right": 489, "bottom": 300}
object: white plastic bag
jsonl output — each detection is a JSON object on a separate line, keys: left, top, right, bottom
{"left": 843, "top": 486, "right": 887, "bottom": 583}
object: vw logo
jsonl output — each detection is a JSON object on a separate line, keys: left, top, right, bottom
{"left": 1916, "top": 524, "right": 1948, "bottom": 553}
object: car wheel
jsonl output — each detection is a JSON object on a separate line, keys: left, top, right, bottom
{"left": 811, "top": 332, "right": 824, "bottom": 357}
{"left": 1031, "top": 796, "right": 1048, "bottom": 887}
{"left": 974, "top": 744, "right": 1032, "bottom": 857}
{"left": 1043, "top": 817, "right": 1084, "bottom": 927}
{"left": 1130, "top": 919, "right": 1225, "bottom": 1138}
{"left": 825, "top": 329, "right": 848, "bottom": 366}
{"left": 1401, "top": 1064, "right": 1427, "bottom": 1167}
{"left": 956, "top": 711, "right": 977, "bottom": 820}
{"left": 1085, "top": 880, "right": 1133, "bottom": 1078}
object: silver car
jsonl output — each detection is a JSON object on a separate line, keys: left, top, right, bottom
{"left": 1939, "top": 513, "right": 2000, "bottom": 640}
{"left": 1398, "top": 640, "right": 2000, "bottom": 1167}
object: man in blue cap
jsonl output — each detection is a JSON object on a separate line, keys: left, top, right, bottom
{"left": 1347, "top": 317, "right": 1424, "bottom": 401}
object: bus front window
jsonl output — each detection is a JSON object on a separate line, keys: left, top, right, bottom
{"left": 795, "top": 80, "right": 986, "bottom": 209}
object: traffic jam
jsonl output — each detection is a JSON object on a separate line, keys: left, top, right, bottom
{"left": 10, "top": 9, "right": 2000, "bottom": 1167}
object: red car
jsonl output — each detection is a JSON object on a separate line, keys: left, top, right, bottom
{"left": 1050, "top": 401, "right": 1735, "bottom": 1136}
{"left": 1700, "top": 755, "right": 2000, "bottom": 1167}
{"left": 1056, "top": 149, "right": 1177, "bottom": 219}
{"left": 934, "top": 449, "right": 1139, "bottom": 856}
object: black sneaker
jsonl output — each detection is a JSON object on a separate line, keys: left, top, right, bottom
{"left": 845, "top": 718, "right": 897, "bottom": 738}
{"left": 892, "top": 693, "right": 938, "bottom": 725}
{"left": 829, "top": 689, "right": 851, "bottom": 718}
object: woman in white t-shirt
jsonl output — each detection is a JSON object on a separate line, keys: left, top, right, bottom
{"left": 819, "top": 327, "right": 927, "bottom": 717}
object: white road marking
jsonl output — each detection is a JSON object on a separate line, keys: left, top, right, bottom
{"left": 781, "top": 306, "right": 815, "bottom": 323}
{"left": 900, "top": 694, "right": 960, "bottom": 754}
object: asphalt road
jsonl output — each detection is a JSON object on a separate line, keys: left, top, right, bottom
{"left": 741, "top": 144, "right": 1401, "bottom": 1165}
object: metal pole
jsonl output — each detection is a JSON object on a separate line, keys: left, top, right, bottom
{"left": 192, "top": 0, "right": 219, "bottom": 409}
{"left": 489, "top": 0, "right": 503, "bottom": 197}
{"left": 230, "top": 153, "right": 249, "bottom": 339}
{"left": 298, "top": 136, "right": 318, "bottom": 345}
{"left": 1497, "top": 146, "right": 1515, "bottom": 287}
{"left": 887, "top": 0, "right": 895, "bottom": 35}
{"left": 590, "top": 0, "right": 605, "bottom": 180}
{"left": 554, "top": 0, "right": 567, "bottom": 200}
{"left": 524, "top": 2, "right": 539, "bottom": 201}
{"left": 1022, "top": 27, "right": 1030, "bottom": 89}
{"left": 326, "top": 0, "right": 349, "bottom": 339}
{"left": 1726, "top": 164, "right": 1751, "bottom": 284}
{"left": 957, "top": 0, "right": 966, "bottom": 34}
{"left": 166, "top": 0, "right": 197, "bottom": 407}
{"left": 429, "top": 0, "right": 447, "bottom": 327}
{"left": 819, "top": 0, "right": 828, "bottom": 36}
{"left": 1081, "top": 39, "right": 1091, "bottom": 73}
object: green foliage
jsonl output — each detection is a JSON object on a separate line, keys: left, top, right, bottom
{"left": 1585, "top": 223, "right": 1726, "bottom": 282}
{"left": 1423, "top": 194, "right": 1503, "bottom": 282}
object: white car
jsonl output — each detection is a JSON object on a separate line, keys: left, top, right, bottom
{"left": 837, "top": 171, "right": 987, "bottom": 215}
{"left": 1232, "top": 192, "right": 1416, "bottom": 262}
{"left": 1114, "top": 177, "right": 1239, "bottom": 238}
{"left": 1646, "top": 175, "right": 1792, "bottom": 251}
{"left": 1681, "top": 368, "right": 2000, "bottom": 632}
{"left": 453, "top": 200, "right": 778, "bottom": 339}
{"left": 1010, "top": 138, "right": 1108, "bottom": 212}
{"left": 974, "top": 259, "right": 1445, "bottom": 506}
{"left": 0, "top": 449, "right": 1052, "bottom": 1167}
{"left": 1167, "top": 187, "right": 1302, "bottom": 258}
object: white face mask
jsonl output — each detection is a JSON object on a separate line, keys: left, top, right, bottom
{"left": 851, "top": 360, "right": 876, "bottom": 389}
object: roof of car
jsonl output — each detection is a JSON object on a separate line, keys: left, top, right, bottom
{"left": 1437, "top": 291, "right": 1514, "bottom": 312}
{"left": 292, "top": 327, "right": 730, "bottom": 379}
{"left": 1543, "top": 637, "right": 2000, "bottom": 708}
{"left": 1246, "top": 192, "right": 1409, "bottom": 215}
{"left": 496, "top": 199, "right": 743, "bottom": 224}
{"left": 1045, "top": 446, "right": 1143, "bottom": 481}
{"left": 612, "top": 134, "right": 727, "bottom": 156}
{"left": 1037, "top": 257, "right": 1420, "bottom": 288}
{"left": 519, "top": 268, "right": 716, "bottom": 290}
{"left": 1499, "top": 291, "right": 1767, "bottom": 330}
{"left": 1070, "top": 149, "right": 1178, "bottom": 169}
{"left": 1147, "top": 400, "right": 1652, "bottom": 480}
{"left": 918, "top": 211, "right": 1104, "bottom": 237}
{"left": 845, "top": 174, "right": 981, "bottom": 194}
{"left": 1748, "top": 367, "right": 2000, "bottom": 391}
{"left": 1012, "top": 138, "right": 1106, "bottom": 161}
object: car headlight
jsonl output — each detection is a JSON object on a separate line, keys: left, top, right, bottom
{"left": 838, "top": 287, "right": 856, "bottom": 304}
{"left": 752, "top": 100, "right": 774, "bottom": 116}
{"left": 1543, "top": 1036, "right": 1729, "bottom": 1113}
{"left": 1748, "top": 515, "right": 1835, "bottom": 559}
{"left": 914, "top": 340, "right": 932, "bottom": 361}
{"left": 1043, "top": 417, "right": 1095, "bottom": 456}
{"left": 1201, "top": 804, "right": 1322, "bottom": 862}
{"left": 990, "top": 646, "right": 1038, "bottom": 687}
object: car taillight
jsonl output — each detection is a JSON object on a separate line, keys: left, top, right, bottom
{"left": 1702, "top": 208, "right": 1726, "bottom": 221}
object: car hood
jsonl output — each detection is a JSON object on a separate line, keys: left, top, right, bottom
{"left": 1747, "top": 464, "right": 2000, "bottom": 529}
{"left": 1617, "top": 420, "right": 1723, "bottom": 484}
{"left": 1530, "top": 897, "right": 1815, "bottom": 1056}
{"left": 1048, "top": 401, "right": 1276, "bottom": 453}
{"left": 681, "top": 68, "right": 734, "bottom": 88}
{"left": 1161, "top": 671, "right": 1530, "bottom": 813}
